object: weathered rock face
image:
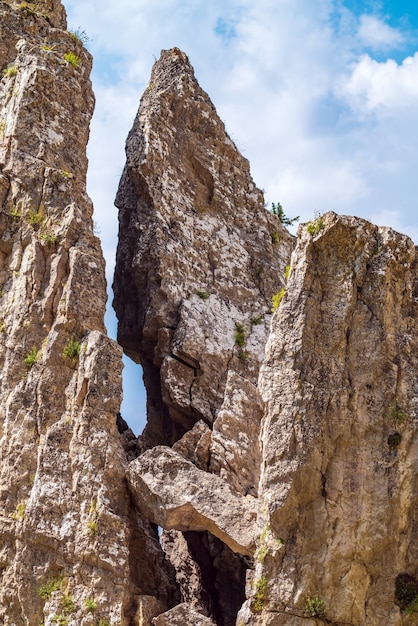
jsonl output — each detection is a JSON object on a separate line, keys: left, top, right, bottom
{"left": 114, "top": 47, "right": 294, "bottom": 626}
{"left": 250, "top": 212, "right": 418, "bottom": 626}
{"left": 113, "top": 47, "right": 294, "bottom": 457}
{"left": 0, "top": 5, "right": 177, "bottom": 624}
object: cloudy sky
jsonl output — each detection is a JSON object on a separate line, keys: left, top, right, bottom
{"left": 64, "top": 0, "right": 418, "bottom": 434}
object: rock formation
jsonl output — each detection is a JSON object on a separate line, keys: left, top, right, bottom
{"left": 1, "top": 3, "right": 418, "bottom": 623}
{"left": 0, "top": 3, "right": 177, "bottom": 624}
{"left": 115, "top": 48, "right": 418, "bottom": 626}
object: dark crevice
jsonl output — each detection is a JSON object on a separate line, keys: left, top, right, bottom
{"left": 184, "top": 530, "right": 248, "bottom": 626}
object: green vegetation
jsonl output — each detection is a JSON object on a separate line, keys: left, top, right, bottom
{"left": 234, "top": 322, "right": 246, "bottom": 347}
{"left": 24, "top": 347, "right": 40, "bottom": 368}
{"left": 2, "top": 64, "right": 17, "bottom": 78}
{"left": 98, "top": 620, "right": 111, "bottom": 626}
{"left": 51, "top": 616, "right": 69, "bottom": 626}
{"left": 306, "top": 212, "right": 325, "bottom": 236}
{"left": 250, "top": 314, "right": 263, "bottom": 326}
{"left": 10, "top": 206, "right": 21, "bottom": 222}
{"left": 271, "top": 201, "right": 300, "bottom": 226}
{"left": 87, "top": 519, "right": 98, "bottom": 536}
{"left": 26, "top": 210, "right": 44, "bottom": 227}
{"left": 270, "top": 231, "right": 281, "bottom": 245}
{"left": 0, "top": 321, "right": 5, "bottom": 333}
{"left": 84, "top": 597, "right": 97, "bottom": 613}
{"left": 11, "top": 502, "right": 26, "bottom": 521}
{"left": 60, "top": 594, "right": 75, "bottom": 614}
{"left": 64, "top": 52, "right": 81, "bottom": 68}
{"left": 284, "top": 264, "right": 291, "bottom": 280}
{"left": 388, "top": 400, "right": 409, "bottom": 426}
{"left": 39, "top": 576, "right": 63, "bottom": 600}
{"left": 271, "top": 288, "right": 285, "bottom": 313}
{"left": 253, "top": 575, "right": 268, "bottom": 612}
{"left": 63, "top": 337, "right": 81, "bottom": 367}
{"left": 304, "top": 594, "right": 326, "bottom": 618}
{"left": 194, "top": 288, "right": 209, "bottom": 300}
{"left": 69, "top": 28, "right": 89, "bottom": 44}
{"left": 40, "top": 230, "right": 58, "bottom": 244}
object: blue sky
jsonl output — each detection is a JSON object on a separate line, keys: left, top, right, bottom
{"left": 64, "top": 0, "right": 418, "bottom": 435}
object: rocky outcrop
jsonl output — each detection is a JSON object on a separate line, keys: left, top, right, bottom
{"left": 2, "top": 8, "right": 417, "bottom": 624}
{"left": 0, "top": 4, "right": 177, "bottom": 624}
{"left": 248, "top": 212, "right": 418, "bottom": 625}
{"left": 127, "top": 446, "right": 258, "bottom": 556}
{"left": 115, "top": 48, "right": 418, "bottom": 626}
{"left": 114, "top": 47, "right": 294, "bottom": 625}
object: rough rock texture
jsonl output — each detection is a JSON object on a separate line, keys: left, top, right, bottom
{"left": 0, "top": 5, "right": 177, "bottom": 624}
{"left": 114, "top": 47, "right": 294, "bottom": 626}
{"left": 115, "top": 48, "right": 418, "bottom": 626}
{"left": 127, "top": 446, "right": 258, "bottom": 556}
{"left": 251, "top": 212, "right": 418, "bottom": 625}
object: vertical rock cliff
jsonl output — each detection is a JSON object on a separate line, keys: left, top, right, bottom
{"left": 0, "top": 3, "right": 177, "bottom": 624}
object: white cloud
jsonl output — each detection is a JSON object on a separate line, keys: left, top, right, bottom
{"left": 357, "top": 14, "right": 404, "bottom": 49}
{"left": 338, "top": 53, "right": 418, "bottom": 114}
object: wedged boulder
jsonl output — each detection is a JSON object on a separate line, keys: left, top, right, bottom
{"left": 152, "top": 602, "right": 216, "bottom": 626}
{"left": 126, "top": 446, "right": 257, "bottom": 556}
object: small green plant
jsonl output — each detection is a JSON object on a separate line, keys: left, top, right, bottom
{"left": 271, "top": 288, "right": 285, "bottom": 313}
{"left": 10, "top": 206, "right": 21, "bottom": 222}
{"left": 40, "top": 39, "right": 55, "bottom": 51}
{"left": 253, "top": 575, "right": 268, "bottom": 612}
{"left": 306, "top": 212, "right": 325, "bottom": 236}
{"left": 11, "top": 502, "right": 26, "bottom": 521}
{"left": 26, "top": 210, "right": 44, "bottom": 227}
{"left": 2, "top": 64, "right": 18, "bottom": 78}
{"left": 388, "top": 400, "right": 409, "bottom": 426}
{"left": 284, "top": 265, "right": 291, "bottom": 280}
{"left": 84, "top": 597, "right": 97, "bottom": 613}
{"left": 238, "top": 349, "right": 249, "bottom": 360}
{"left": 0, "top": 321, "right": 5, "bottom": 333}
{"left": 24, "top": 346, "right": 40, "bottom": 368}
{"left": 406, "top": 598, "right": 418, "bottom": 615}
{"left": 256, "top": 544, "right": 269, "bottom": 563}
{"left": 40, "top": 231, "right": 58, "bottom": 244}
{"left": 234, "top": 322, "right": 246, "bottom": 347}
{"left": 250, "top": 314, "right": 263, "bottom": 326}
{"left": 61, "top": 170, "right": 73, "bottom": 179}
{"left": 63, "top": 337, "right": 81, "bottom": 367}
{"left": 64, "top": 52, "right": 81, "bottom": 68}
{"left": 51, "top": 616, "right": 69, "bottom": 626}
{"left": 271, "top": 202, "right": 300, "bottom": 226}
{"left": 98, "top": 619, "right": 111, "bottom": 626}
{"left": 69, "top": 28, "right": 89, "bottom": 44}
{"left": 87, "top": 519, "right": 98, "bottom": 537}
{"left": 304, "top": 594, "right": 326, "bottom": 618}
{"left": 60, "top": 594, "right": 75, "bottom": 614}
{"left": 39, "top": 576, "right": 63, "bottom": 600}
{"left": 194, "top": 288, "right": 209, "bottom": 300}
{"left": 271, "top": 231, "right": 281, "bottom": 245}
